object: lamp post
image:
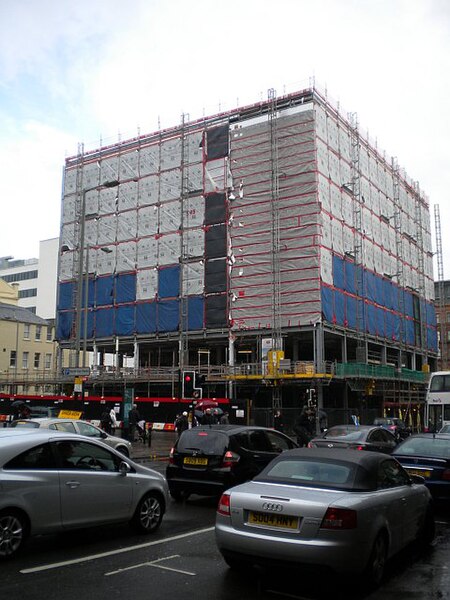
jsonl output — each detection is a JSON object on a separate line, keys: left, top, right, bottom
{"left": 74, "top": 180, "right": 119, "bottom": 368}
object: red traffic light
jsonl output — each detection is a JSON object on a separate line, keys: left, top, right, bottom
{"left": 184, "top": 375, "right": 191, "bottom": 382}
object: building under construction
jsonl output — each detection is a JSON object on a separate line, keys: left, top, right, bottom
{"left": 56, "top": 85, "right": 437, "bottom": 427}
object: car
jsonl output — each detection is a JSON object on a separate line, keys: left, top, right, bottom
{"left": 373, "top": 417, "right": 410, "bottom": 440}
{"left": 0, "top": 428, "right": 169, "bottom": 559}
{"left": 439, "top": 424, "right": 450, "bottom": 434}
{"left": 215, "top": 448, "right": 434, "bottom": 588}
{"left": 309, "top": 425, "right": 398, "bottom": 453}
{"left": 166, "top": 424, "right": 298, "bottom": 501}
{"left": 10, "top": 417, "right": 132, "bottom": 457}
{"left": 392, "top": 433, "right": 450, "bottom": 501}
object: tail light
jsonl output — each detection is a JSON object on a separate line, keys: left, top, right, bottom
{"left": 442, "top": 469, "right": 450, "bottom": 481}
{"left": 222, "top": 450, "right": 240, "bottom": 468}
{"left": 307, "top": 442, "right": 314, "bottom": 448}
{"left": 169, "top": 447, "right": 175, "bottom": 464}
{"left": 217, "top": 492, "right": 231, "bottom": 516}
{"left": 321, "top": 507, "right": 357, "bottom": 530}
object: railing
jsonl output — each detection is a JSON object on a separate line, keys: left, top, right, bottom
{"left": 334, "top": 363, "right": 429, "bottom": 383}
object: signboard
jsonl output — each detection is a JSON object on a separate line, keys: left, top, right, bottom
{"left": 58, "top": 410, "right": 83, "bottom": 419}
{"left": 62, "top": 368, "right": 91, "bottom": 377}
{"left": 74, "top": 377, "right": 83, "bottom": 392}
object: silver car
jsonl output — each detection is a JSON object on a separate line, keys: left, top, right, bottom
{"left": 11, "top": 417, "right": 132, "bottom": 457}
{"left": 0, "top": 429, "right": 169, "bottom": 559}
{"left": 215, "top": 448, "right": 434, "bottom": 588}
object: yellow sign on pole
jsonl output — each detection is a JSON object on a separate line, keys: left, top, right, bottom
{"left": 58, "top": 410, "right": 84, "bottom": 420}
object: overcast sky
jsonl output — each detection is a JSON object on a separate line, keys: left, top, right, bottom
{"left": 1, "top": 0, "right": 449, "bottom": 276}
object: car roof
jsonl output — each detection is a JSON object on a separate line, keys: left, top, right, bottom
{"left": 254, "top": 447, "right": 394, "bottom": 491}
{"left": 182, "top": 424, "right": 281, "bottom": 435}
{"left": 12, "top": 417, "right": 95, "bottom": 426}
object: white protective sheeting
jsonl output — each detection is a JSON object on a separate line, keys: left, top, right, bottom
{"left": 136, "top": 268, "right": 158, "bottom": 300}
{"left": 137, "top": 236, "right": 158, "bottom": 268}
{"left": 182, "top": 262, "right": 204, "bottom": 295}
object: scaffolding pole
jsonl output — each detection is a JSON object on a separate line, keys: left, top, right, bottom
{"left": 434, "top": 204, "right": 446, "bottom": 368}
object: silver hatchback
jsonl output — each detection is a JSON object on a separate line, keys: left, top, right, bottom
{"left": 0, "top": 429, "right": 169, "bottom": 559}
{"left": 11, "top": 417, "right": 132, "bottom": 457}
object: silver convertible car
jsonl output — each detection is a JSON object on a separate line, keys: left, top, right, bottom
{"left": 0, "top": 429, "right": 169, "bottom": 559}
{"left": 215, "top": 448, "right": 434, "bottom": 588}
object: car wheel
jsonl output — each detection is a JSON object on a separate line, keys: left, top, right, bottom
{"left": 365, "top": 533, "right": 387, "bottom": 588}
{"left": 116, "top": 446, "right": 129, "bottom": 457}
{"left": 0, "top": 510, "right": 27, "bottom": 560}
{"left": 131, "top": 493, "right": 164, "bottom": 534}
{"left": 417, "top": 508, "right": 435, "bottom": 546}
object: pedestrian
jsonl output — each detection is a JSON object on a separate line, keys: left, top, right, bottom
{"left": 273, "top": 410, "right": 284, "bottom": 432}
{"left": 202, "top": 407, "right": 216, "bottom": 425}
{"left": 294, "top": 406, "right": 314, "bottom": 447}
{"left": 128, "top": 403, "right": 141, "bottom": 442}
{"left": 175, "top": 411, "right": 189, "bottom": 439}
{"left": 110, "top": 407, "right": 118, "bottom": 435}
{"left": 219, "top": 411, "right": 229, "bottom": 424}
{"left": 137, "top": 419, "right": 147, "bottom": 443}
{"left": 100, "top": 407, "right": 112, "bottom": 434}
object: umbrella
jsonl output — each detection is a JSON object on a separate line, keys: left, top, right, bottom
{"left": 195, "top": 399, "right": 218, "bottom": 411}
{"left": 11, "top": 400, "right": 27, "bottom": 408}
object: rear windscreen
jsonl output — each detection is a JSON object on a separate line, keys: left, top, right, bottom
{"left": 256, "top": 458, "right": 360, "bottom": 489}
{"left": 324, "top": 427, "right": 365, "bottom": 441}
{"left": 177, "top": 430, "right": 228, "bottom": 454}
{"left": 11, "top": 421, "right": 39, "bottom": 428}
{"left": 395, "top": 437, "right": 450, "bottom": 459}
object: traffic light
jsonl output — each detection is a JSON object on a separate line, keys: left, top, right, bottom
{"left": 182, "top": 371, "right": 196, "bottom": 399}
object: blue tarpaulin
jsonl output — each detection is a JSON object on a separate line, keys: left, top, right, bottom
{"left": 115, "top": 274, "right": 136, "bottom": 304}
{"left": 56, "top": 311, "right": 73, "bottom": 340}
{"left": 136, "top": 302, "right": 157, "bottom": 334}
{"left": 96, "top": 276, "right": 114, "bottom": 307}
{"left": 159, "top": 266, "right": 180, "bottom": 298}
{"left": 95, "top": 307, "right": 114, "bottom": 338}
{"left": 58, "top": 281, "right": 74, "bottom": 311}
{"left": 115, "top": 305, "right": 135, "bottom": 336}
{"left": 158, "top": 299, "right": 179, "bottom": 331}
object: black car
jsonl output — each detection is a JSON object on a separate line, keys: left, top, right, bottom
{"left": 373, "top": 417, "right": 410, "bottom": 440}
{"left": 166, "top": 424, "right": 298, "bottom": 500}
{"left": 393, "top": 433, "right": 450, "bottom": 502}
{"left": 309, "top": 425, "right": 398, "bottom": 453}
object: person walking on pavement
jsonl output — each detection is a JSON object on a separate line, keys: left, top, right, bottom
{"left": 109, "top": 407, "right": 118, "bottom": 435}
{"left": 175, "top": 411, "right": 189, "bottom": 439}
{"left": 100, "top": 407, "right": 112, "bottom": 434}
{"left": 202, "top": 407, "right": 216, "bottom": 425}
{"left": 273, "top": 410, "right": 284, "bottom": 432}
{"left": 128, "top": 404, "right": 141, "bottom": 442}
{"left": 219, "top": 411, "right": 229, "bottom": 424}
{"left": 294, "top": 406, "right": 314, "bottom": 447}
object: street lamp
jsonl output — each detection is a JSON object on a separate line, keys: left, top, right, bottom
{"left": 74, "top": 180, "right": 119, "bottom": 368}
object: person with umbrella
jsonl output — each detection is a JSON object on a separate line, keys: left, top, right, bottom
{"left": 11, "top": 401, "right": 30, "bottom": 421}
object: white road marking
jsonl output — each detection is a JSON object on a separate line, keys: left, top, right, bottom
{"left": 20, "top": 527, "right": 214, "bottom": 575}
{"left": 105, "top": 554, "right": 196, "bottom": 577}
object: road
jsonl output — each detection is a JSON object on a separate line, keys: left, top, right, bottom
{"left": 2, "top": 450, "right": 449, "bottom": 600}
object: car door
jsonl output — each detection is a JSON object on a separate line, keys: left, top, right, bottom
{"left": 52, "top": 439, "right": 133, "bottom": 528}
{"left": 242, "top": 429, "right": 282, "bottom": 475}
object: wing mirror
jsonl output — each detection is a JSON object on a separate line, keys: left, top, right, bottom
{"left": 119, "top": 461, "right": 132, "bottom": 476}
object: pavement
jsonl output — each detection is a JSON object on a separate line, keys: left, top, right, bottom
{"left": 129, "top": 430, "right": 176, "bottom": 462}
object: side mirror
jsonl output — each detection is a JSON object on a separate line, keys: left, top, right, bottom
{"left": 100, "top": 432, "right": 107, "bottom": 439}
{"left": 409, "top": 474, "right": 426, "bottom": 485}
{"left": 119, "top": 461, "right": 131, "bottom": 476}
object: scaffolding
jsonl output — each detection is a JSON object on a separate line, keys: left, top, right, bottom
{"left": 434, "top": 204, "right": 446, "bottom": 367}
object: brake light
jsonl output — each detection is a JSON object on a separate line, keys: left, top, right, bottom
{"left": 321, "top": 507, "right": 357, "bottom": 529}
{"left": 307, "top": 442, "right": 314, "bottom": 448}
{"left": 222, "top": 450, "right": 240, "bottom": 468}
{"left": 169, "top": 447, "right": 175, "bottom": 464}
{"left": 388, "top": 425, "right": 396, "bottom": 431}
{"left": 443, "top": 469, "right": 450, "bottom": 481}
{"left": 217, "top": 493, "right": 231, "bottom": 516}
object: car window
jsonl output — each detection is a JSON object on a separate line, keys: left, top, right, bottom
{"left": 378, "top": 429, "right": 395, "bottom": 443}
{"left": 262, "top": 459, "right": 353, "bottom": 486}
{"left": 77, "top": 422, "right": 102, "bottom": 438}
{"left": 49, "top": 421, "right": 77, "bottom": 433}
{"left": 177, "top": 430, "right": 228, "bottom": 454}
{"left": 53, "top": 440, "right": 121, "bottom": 472}
{"left": 266, "top": 430, "right": 293, "bottom": 452}
{"left": 377, "top": 459, "right": 410, "bottom": 489}
{"left": 395, "top": 437, "right": 450, "bottom": 458}
{"left": 4, "top": 443, "right": 57, "bottom": 470}
{"left": 324, "top": 427, "right": 364, "bottom": 441}
{"left": 369, "top": 429, "right": 385, "bottom": 443}
{"left": 247, "top": 430, "right": 273, "bottom": 452}
{"left": 11, "top": 420, "right": 40, "bottom": 428}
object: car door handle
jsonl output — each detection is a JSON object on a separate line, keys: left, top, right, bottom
{"left": 65, "top": 481, "right": 80, "bottom": 489}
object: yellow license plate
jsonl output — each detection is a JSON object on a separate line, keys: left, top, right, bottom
{"left": 406, "top": 468, "right": 431, "bottom": 479}
{"left": 248, "top": 511, "right": 299, "bottom": 530}
{"left": 183, "top": 457, "right": 208, "bottom": 466}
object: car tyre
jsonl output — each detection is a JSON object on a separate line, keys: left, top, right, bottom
{"left": 0, "top": 510, "right": 27, "bottom": 560}
{"left": 131, "top": 493, "right": 163, "bottom": 534}
{"left": 417, "top": 507, "right": 435, "bottom": 546}
{"left": 365, "top": 533, "right": 387, "bottom": 589}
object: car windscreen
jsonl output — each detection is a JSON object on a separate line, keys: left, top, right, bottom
{"left": 177, "top": 430, "right": 228, "bottom": 454}
{"left": 255, "top": 458, "right": 370, "bottom": 491}
{"left": 394, "top": 437, "right": 450, "bottom": 459}
{"left": 10, "top": 421, "right": 40, "bottom": 428}
{"left": 323, "top": 427, "right": 366, "bottom": 441}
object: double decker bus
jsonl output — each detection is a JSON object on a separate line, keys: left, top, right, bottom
{"left": 425, "top": 371, "right": 450, "bottom": 432}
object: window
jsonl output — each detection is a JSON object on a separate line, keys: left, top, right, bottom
{"left": 35, "top": 325, "right": 42, "bottom": 341}
{"left": 266, "top": 430, "right": 294, "bottom": 452}
{"left": 77, "top": 422, "right": 103, "bottom": 438}
{"left": 34, "top": 353, "right": 40, "bottom": 369}
{"left": 19, "top": 288, "right": 37, "bottom": 298}
{"left": 53, "top": 440, "right": 120, "bottom": 472}
{"left": 2, "top": 270, "right": 38, "bottom": 283}
{"left": 22, "top": 352, "right": 29, "bottom": 369}
{"left": 45, "top": 353, "right": 52, "bottom": 369}
{"left": 377, "top": 460, "right": 410, "bottom": 489}
{"left": 4, "top": 443, "right": 57, "bottom": 470}
{"left": 46, "top": 326, "right": 52, "bottom": 341}
{"left": 49, "top": 422, "right": 77, "bottom": 433}
{"left": 23, "top": 323, "right": 30, "bottom": 339}
{"left": 10, "top": 351, "right": 17, "bottom": 368}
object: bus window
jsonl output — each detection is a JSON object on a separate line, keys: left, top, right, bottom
{"left": 428, "top": 405, "right": 443, "bottom": 432}
{"left": 430, "top": 374, "right": 450, "bottom": 392}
